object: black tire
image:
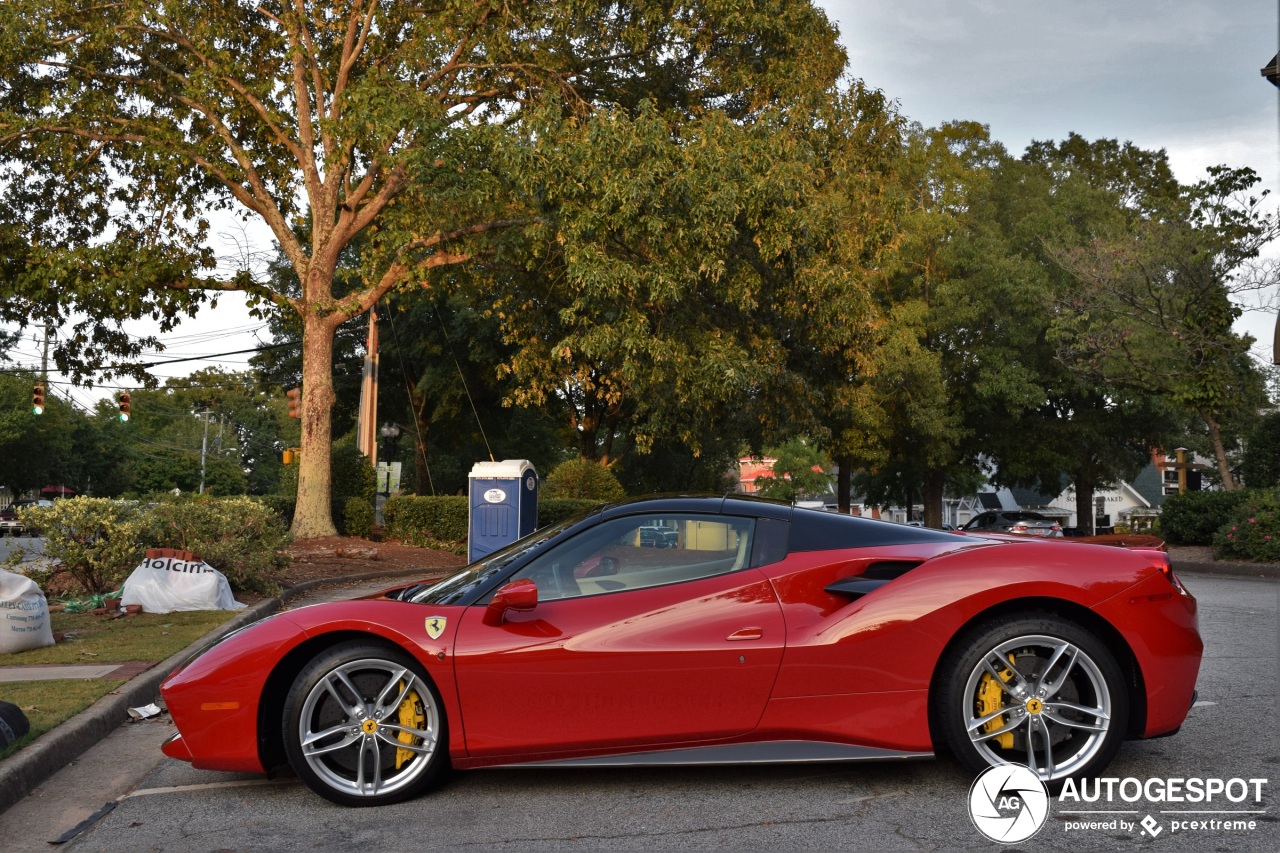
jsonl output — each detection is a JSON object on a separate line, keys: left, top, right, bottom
{"left": 935, "top": 613, "right": 1128, "bottom": 785}
{"left": 283, "top": 641, "right": 449, "bottom": 807}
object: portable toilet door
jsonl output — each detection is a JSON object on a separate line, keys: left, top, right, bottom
{"left": 468, "top": 460, "right": 539, "bottom": 562}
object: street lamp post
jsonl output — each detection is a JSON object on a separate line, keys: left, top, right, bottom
{"left": 379, "top": 422, "right": 401, "bottom": 496}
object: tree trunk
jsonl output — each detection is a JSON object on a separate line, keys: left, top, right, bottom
{"left": 291, "top": 312, "right": 339, "bottom": 538}
{"left": 1201, "top": 409, "right": 1237, "bottom": 490}
{"left": 922, "top": 469, "right": 945, "bottom": 528}
{"left": 1074, "top": 477, "right": 1095, "bottom": 536}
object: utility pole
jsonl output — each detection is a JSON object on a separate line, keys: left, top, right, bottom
{"left": 197, "top": 411, "right": 212, "bottom": 494}
{"left": 356, "top": 304, "right": 380, "bottom": 464}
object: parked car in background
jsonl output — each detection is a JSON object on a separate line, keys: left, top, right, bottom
{"left": 960, "top": 510, "right": 1063, "bottom": 537}
{"left": 10, "top": 499, "right": 52, "bottom": 536}
{"left": 0, "top": 505, "right": 23, "bottom": 536}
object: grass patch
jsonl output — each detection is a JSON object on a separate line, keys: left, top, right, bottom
{"left": 0, "top": 678, "right": 125, "bottom": 759}
{"left": 0, "top": 609, "right": 243, "bottom": 759}
{"left": 4, "top": 610, "right": 239, "bottom": 666}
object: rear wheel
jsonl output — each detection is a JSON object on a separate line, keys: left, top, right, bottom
{"left": 283, "top": 642, "right": 448, "bottom": 806}
{"left": 936, "top": 613, "right": 1128, "bottom": 784}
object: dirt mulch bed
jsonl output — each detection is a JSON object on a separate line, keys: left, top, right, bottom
{"left": 280, "top": 536, "right": 466, "bottom": 587}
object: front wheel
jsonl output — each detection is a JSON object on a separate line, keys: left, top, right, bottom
{"left": 935, "top": 613, "right": 1129, "bottom": 784}
{"left": 283, "top": 642, "right": 448, "bottom": 806}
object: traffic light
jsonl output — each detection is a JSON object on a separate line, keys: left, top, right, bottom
{"left": 286, "top": 387, "right": 301, "bottom": 418}
{"left": 118, "top": 392, "right": 131, "bottom": 422}
{"left": 32, "top": 384, "right": 45, "bottom": 415}
{"left": 282, "top": 447, "right": 300, "bottom": 465}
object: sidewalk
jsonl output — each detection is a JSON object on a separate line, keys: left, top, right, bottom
{"left": 0, "top": 567, "right": 437, "bottom": 814}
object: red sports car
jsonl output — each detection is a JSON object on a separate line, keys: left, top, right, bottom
{"left": 160, "top": 496, "right": 1201, "bottom": 807}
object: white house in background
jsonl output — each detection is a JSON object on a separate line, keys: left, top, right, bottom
{"left": 977, "top": 460, "right": 1172, "bottom": 532}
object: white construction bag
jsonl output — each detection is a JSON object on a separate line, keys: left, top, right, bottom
{"left": 0, "top": 568, "right": 56, "bottom": 654}
{"left": 121, "top": 551, "right": 245, "bottom": 613}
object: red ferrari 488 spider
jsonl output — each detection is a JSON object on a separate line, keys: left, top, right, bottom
{"left": 160, "top": 496, "right": 1201, "bottom": 806}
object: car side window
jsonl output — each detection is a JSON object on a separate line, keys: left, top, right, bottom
{"left": 509, "top": 514, "right": 756, "bottom": 602}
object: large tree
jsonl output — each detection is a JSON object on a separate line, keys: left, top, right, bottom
{"left": 1032, "top": 139, "right": 1278, "bottom": 490}
{"left": 0, "top": 0, "right": 841, "bottom": 536}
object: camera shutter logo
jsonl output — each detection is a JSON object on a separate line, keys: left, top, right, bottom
{"left": 968, "top": 763, "right": 1050, "bottom": 843}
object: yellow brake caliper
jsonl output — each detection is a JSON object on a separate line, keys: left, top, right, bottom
{"left": 977, "top": 654, "right": 1016, "bottom": 749}
{"left": 395, "top": 682, "right": 425, "bottom": 769}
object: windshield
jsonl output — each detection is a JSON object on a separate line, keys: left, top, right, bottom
{"left": 403, "top": 516, "right": 581, "bottom": 605}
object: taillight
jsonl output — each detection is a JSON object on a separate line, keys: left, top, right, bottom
{"left": 1147, "top": 550, "right": 1190, "bottom": 595}
{"left": 1011, "top": 524, "right": 1028, "bottom": 532}
{"left": 1051, "top": 524, "right": 1062, "bottom": 532}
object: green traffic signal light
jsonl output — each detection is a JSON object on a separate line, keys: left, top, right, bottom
{"left": 32, "top": 384, "right": 45, "bottom": 415}
{"left": 118, "top": 391, "right": 131, "bottom": 422}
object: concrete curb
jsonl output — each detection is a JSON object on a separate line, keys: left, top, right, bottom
{"left": 0, "top": 568, "right": 431, "bottom": 815}
{"left": 1172, "top": 558, "right": 1280, "bottom": 580}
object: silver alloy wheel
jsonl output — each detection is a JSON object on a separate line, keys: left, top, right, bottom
{"left": 961, "top": 633, "right": 1112, "bottom": 781}
{"left": 296, "top": 657, "right": 441, "bottom": 799}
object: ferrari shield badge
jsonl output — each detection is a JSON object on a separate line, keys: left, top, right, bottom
{"left": 424, "top": 616, "right": 447, "bottom": 640}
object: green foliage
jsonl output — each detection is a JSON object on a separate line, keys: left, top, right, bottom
{"left": 1239, "top": 412, "right": 1280, "bottom": 489}
{"left": 0, "top": 0, "right": 850, "bottom": 539}
{"left": 752, "top": 439, "right": 831, "bottom": 502}
{"left": 10, "top": 498, "right": 147, "bottom": 594}
{"left": 1213, "top": 490, "right": 1280, "bottom": 561}
{"left": 384, "top": 496, "right": 469, "bottom": 548}
{"left": 1039, "top": 140, "right": 1275, "bottom": 490}
{"left": 143, "top": 496, "right": 291, "bottom": 594}
{"left": 257, "top": 494, "right": 296, "bottom": 526}
{"left": 541, "top": 459, "right": 627, "bottom": 501}
{"left": 0, "top": 372, "right": 79, "bottom": 498}
{"left": 331, "top": 439, "right": 377, "bottom": 504}
{"left": 1158, "top": 490, "right": 1250, "bottom": 546}
{"left": 536, "top": 499, "right": 602, "bottom": 528}
{"left": 342, "top": 497, "right": 375, "bottom": 539}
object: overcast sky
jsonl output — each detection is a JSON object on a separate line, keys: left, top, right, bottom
{"left": 13, "top": 2, "right": 1280, "bottom": 407}
{"left": 821, "top": 1, "right": 1278, "bottom": 189}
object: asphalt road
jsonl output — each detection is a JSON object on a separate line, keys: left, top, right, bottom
{"left": 4, "top": 572, "right": 1276, "bottom": 852}
{"left": 0, "top": 534, "right": 44, "bottom": 566}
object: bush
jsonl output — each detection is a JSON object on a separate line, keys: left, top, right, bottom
{"left": 258, "top": 494, "right": 296, "bottom": 526}
{"left": 541, "top": 458, "right": 626, "bottom": 501}
{"left": 1157, "top": 490, "right": 1249, "bottom": 545}
{"left": 537, "top": 498, "right": 601, "bottom": 527}
{"left": 332, "top": 439, "right": 377, "bottom": 503}
{"left": 1213, "top": 489, "right": 1280, "bottom": 562}
{"left": 144, "top": 496, "right": 291, "bottom": 594}
{"left": 342, "top": 497, "right": 375, "bottom": 538}
{"left": 10, "top": 498, "right": 147, "bottom": 594}
{"left": 384, "top": 495, "right": 469, "bottom": 548}
{"left": 383, "top": 496, "right": 600, "bottom": 550}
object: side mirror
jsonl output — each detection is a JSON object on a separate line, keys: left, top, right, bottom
{"left": 483, "top": 578, "right": 538, "bottom": 626}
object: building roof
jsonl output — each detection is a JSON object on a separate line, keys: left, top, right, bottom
{"left": 1009, "top": 485, "right": 1061, "bottom": 509}
{"left": 1128, "top": 462, "right": 1167, "bottom": 508}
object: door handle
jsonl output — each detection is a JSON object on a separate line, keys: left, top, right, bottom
{"left": 726, "top": 627, "right": 763, "bottom": 641}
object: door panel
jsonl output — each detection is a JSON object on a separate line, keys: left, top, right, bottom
{"left": 454, "top": 569, "right": 785, "bottom": 758}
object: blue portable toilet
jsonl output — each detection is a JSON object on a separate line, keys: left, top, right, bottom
{"left": 468, "top": 460, "right": 539, "bottom": 562}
